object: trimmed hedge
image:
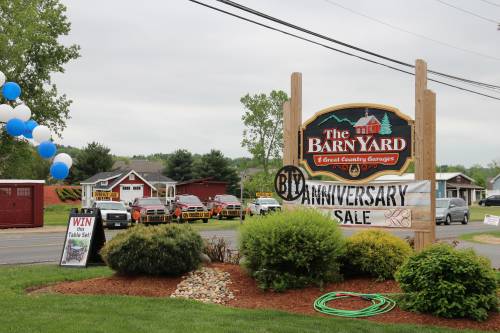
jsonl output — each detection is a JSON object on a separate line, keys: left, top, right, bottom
{"left": 342, "top": 229, "right": 413, "bottom": 280}
{"left": 396, "top": 244, "right": 498, "bottom": 321}
{"left": 55, "top": 187, "right": 81, "bottom": 201}
{"left": 100, "top": 224, "right": 203, "bottom": 276}
{"left": 239, "top": 208, "right": 345, "bottom": 291}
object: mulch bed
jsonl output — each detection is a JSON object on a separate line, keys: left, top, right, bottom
{"left": 38, "top": 263, "right": 499, "bottom": 331}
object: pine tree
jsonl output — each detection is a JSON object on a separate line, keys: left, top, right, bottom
{"left": 379, "top": 113, "right": 392, "bottom": 135}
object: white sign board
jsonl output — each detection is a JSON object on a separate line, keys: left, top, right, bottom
{"left": 60, "top": 216, "right": 96, "bottom": 267}
{"left": 483, "top": 215, "right": 500, "bottom": 226}
{"left": 290, "top": 180, "right": 430, "bottom": 228}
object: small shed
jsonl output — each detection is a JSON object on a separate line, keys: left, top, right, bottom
{"left": 0, "top": 180, "right": 44, "bottom": 228}
{"left": 175, "top": 178, "right": 228, "bottom": 202}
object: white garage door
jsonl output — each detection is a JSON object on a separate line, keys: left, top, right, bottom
{"left": 120, "top": 185, "right": 143, "bottom": 204}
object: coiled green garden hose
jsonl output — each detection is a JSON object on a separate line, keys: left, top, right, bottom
{"left": 314, "top": 291, "right": 396, "bottom": 318}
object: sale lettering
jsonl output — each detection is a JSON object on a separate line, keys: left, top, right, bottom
{"left": 289, "top": 180, "right": 430, "bottom": 228}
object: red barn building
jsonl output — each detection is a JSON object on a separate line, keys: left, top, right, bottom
{"left": 80, "top": 169, "right": 176, "bottom": 207}
{"left": 354, "top": 113, "right": 381, "bottom": 135}
{"left": 0, "top": 180, "right": 44, "bottom": 229}
{"left": 175, "top": 178, "right": 228, "bottom": 202}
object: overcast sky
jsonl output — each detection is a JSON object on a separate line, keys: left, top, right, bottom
{"left": 53, "top": 0, "right": 500, "bottom": 167}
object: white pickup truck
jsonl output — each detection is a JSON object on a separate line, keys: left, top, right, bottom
{"left": 248, "top": 197, "right": 282, "bottom": 216}
{"left": 92, "top": 201, "right": 132, "bottom": 228}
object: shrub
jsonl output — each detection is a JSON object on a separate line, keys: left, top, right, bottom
{"left": 342, "top": 230, "right": 413, "bottom": 280}
{"left": 239, "top": 208, "right": 345, "bottom": 291}
{"left": 100, "top": 224, "right": 203, "bottom": 276}
{"left": 395, "top": 244, "right": 498, "bottom": 321}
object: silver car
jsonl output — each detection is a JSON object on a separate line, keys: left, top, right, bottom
{"left": 435, "top": 198, "right": 469, "bottom": 225}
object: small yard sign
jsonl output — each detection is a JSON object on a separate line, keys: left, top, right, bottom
{"left": 483, "top": 215, "right": 500, "bottom": 226}
{"left": 60, "top": 208, "right": 105, "bottom": 267}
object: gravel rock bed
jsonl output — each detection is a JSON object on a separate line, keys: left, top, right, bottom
{"left": 170, "top": 267, "right": 235, "bottom": 304}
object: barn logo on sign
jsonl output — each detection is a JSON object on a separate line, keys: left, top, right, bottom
{"left": 301, "top": 104, "right": 413, "bottom": 183}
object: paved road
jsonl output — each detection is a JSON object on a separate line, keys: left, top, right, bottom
{"left": 0, "top": 224, "right": 498, "bottom": 267}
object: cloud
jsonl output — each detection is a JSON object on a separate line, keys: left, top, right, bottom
{"left": 54, "top": 0, "right": 500, "bottom": 166}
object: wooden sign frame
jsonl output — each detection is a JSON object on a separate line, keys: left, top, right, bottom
{"left": 283, "top": 61, "right": 436, "bottom": 251}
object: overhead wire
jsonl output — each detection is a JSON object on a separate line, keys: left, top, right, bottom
{"left": 186, "top": 0, "right": 500, "bottom": 101}
{"left": 477, "top": 0, "right": 500, "bottom": 8}
{"left": 319, "top": 0, "right": 500, "bottom": 61}
{"left": 435, "top": 0, "right": 499, "bottom": 24}
{"left": 214, "top": 0, "right": 500, "bottom": 91}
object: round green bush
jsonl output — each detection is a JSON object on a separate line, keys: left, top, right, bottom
{"left": 395, "top": 244, "right": 498, "bottom": 321}
{"left": 342, "top": 229, "right": 413, "bottom": 280}
{"left": 239, "top": 208, "right": 345, "bottom": 291}
{"left": 100, "top": 224, "right": 203, "bottom": 276}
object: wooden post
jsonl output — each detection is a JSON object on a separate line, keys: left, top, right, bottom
{"left": 414, "top": 59, "right": 436, "bottom": 251}
{"left": 288, "top": 72, "right": 302, "bottom": 167}
{"left": 282, "top": 73, "right": 302, "bottom": 210}
{"left": 283, "top": 100, "right": 292, "bottom": 166}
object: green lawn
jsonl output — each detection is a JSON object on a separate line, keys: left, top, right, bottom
{"left": 0, "top": 264, "right": 487, "bottom": 333}
{"left": 43, "top": 204, "right": 79, "bottom": 226}
{"left": 459, "top": 230, "right": 500, "bottom": 244}
{"left": 43, "top": 204, "right": 243, "bottom": 231}
{"left": 469, "top": 205, "right": 500, "bottom": 221}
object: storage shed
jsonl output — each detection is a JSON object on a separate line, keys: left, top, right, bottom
{"left": 0, "top": 180, "right": 44, "bottom": 228}
{"left": 175, "top": 178, "right": 228, "bottom": 202}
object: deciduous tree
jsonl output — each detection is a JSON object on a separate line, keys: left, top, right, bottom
{"left": 0, "top": 0, "right": 79, "bottom": 178}
{"left": 240, "top": 90, "right": 288, "bottom": 174}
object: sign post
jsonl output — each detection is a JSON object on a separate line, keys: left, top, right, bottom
{"left": 414, "top": 59, "right": 436, "bottom": 251}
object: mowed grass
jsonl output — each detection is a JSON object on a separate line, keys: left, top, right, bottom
{"left": 43, "top": 204, "right": 243, "bottom": 231}
{"left": 459, "top": 230, "right": 500, "bottom": 243}
{"left": 0, "top": 264, "right": 486, "bottom": 333}
{"left": 43, "top": 204, "right": 79, "bottom": 226}
{"left": 469, "top": 205, "right": 500, "bottom": 221}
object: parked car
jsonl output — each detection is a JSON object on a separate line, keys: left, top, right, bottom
{"left": 171, "top": 194, "right": 211, "bottom": 223}
{"left": 248, "top": 197, "right": 281, "bottom": 216}
{"left": 207, "top": 194, "right": 245, "bottom": 220}
{"left": 435, "top": 198, "right": 469, "bottom": 225}
{"left": 92, "top": 200, "right": 131, "bottom": 228}
{"left": 478, "top": 195, "right": 500, "bottom": 206}
{"left": 130, "top": 197, "right": 170, "bottom": 224}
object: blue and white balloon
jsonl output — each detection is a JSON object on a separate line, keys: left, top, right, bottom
{"left": 32, "top": 125, "right": 51, "bottom": 143}
{"left": 38, "top": 140, "right": 57, "bottom": 159}
{"left": 0, "top": 104, "right": 13, "bottom": 122}
{"left": 53, "top": 153, "right": 73, "bottom": 168}
{"left": 13, "top": 104, "right": 31, "bottom": 121}
{"left": 50, "top": 162, "right": 69, "bottom": 180}
{"left": 23, "top": 120, "right": 38, "bottom": 139}
{"left": 6, "top": 118, "right": 26, "bottom": 136}
{"left": 2, "top": 82, "right": 21, "bottom": 101}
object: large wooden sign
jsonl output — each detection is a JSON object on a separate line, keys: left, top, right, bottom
{"left": 300, "top": 103, "right": 413, "bottom": 183}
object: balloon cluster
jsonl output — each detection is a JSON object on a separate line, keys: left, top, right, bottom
{"left": 0, "top": 71, "right": 72, "bottom": 180}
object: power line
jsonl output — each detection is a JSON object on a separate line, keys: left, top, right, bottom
{"left": 319, "top": 0, "right": 500, "bottom": 61}
{"left": 214, "top": 0, "right": 500, "bottom": 91}
{"left": 186, "top": 0, "right": 500, "bottom": 101}
{"left": 478, "top": 0, "right": 500, "bottom": 8}
{"left": 435, "top": 0, "right": 499, "bottom": 24}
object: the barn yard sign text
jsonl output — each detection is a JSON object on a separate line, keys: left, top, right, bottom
{"left": 301, "top": 104, "right": 413, "bottom": 183}
{"left": 289, "top": 180, "right": 430, "bottom": 228}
